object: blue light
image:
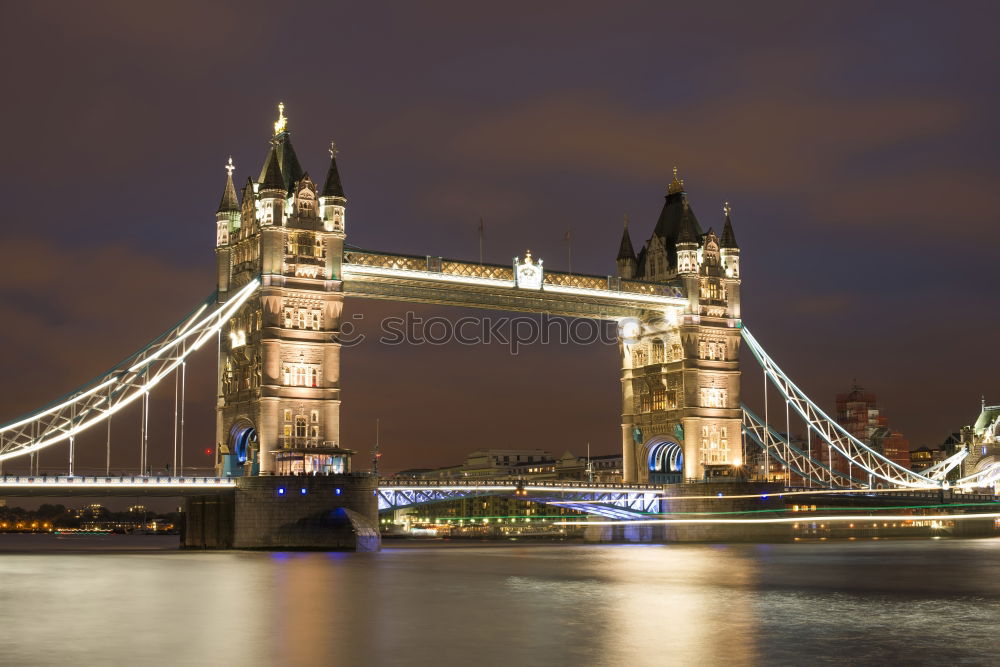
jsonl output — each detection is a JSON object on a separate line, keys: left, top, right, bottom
{"left": 277, "top": 487, "right": 286, "bottom": 496}
{"left": 300, "top": 488, "right": 307, "bottom": 495}
{"left": 717, "top": 492, "right": 723, "bottom": 498}
{"left": 761, "top": 494, "right": 768, "bottom": 499}
{"left": 335, "top": 488, "right": 342, "bottom": 496}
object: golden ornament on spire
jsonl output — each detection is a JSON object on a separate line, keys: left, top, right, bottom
{"left": 273, "top": 102, "right": 288, "bottom": 135}
{"left": 723, "top": 201, "right": 731, "bottom": 217}
{"left": 225, "top": 156, "right": 235, "bottom": 177}
{"left": 667, "top": 166, "right": 685, "bottom": 195}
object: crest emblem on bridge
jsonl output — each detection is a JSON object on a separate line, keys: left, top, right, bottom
{"left": 513, "top": 250, "right": 544, "bottom": 289}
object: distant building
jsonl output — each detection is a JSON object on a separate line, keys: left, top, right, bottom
{"left": 827, "top": 384, "right": 911, "bottom": 472}
{"left": 389, "top": 448, "right": 624, "bottom": 483}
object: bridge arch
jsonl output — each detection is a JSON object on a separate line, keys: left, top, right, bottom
{"left": 225, "top": 418, "right": 259, "bottom": 476}
{"left": 644, "top": 437, "right": 683, "bottom": 483}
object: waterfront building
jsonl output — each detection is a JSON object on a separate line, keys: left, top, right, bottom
{"left": 388, "top": 449, "right": 624, "bottom": 483}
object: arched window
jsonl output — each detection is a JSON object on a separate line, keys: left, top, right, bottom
{"left": 651, "top": 340, "right": 664, "bottom": 364}
{"left": 638, "top": 384, "right": 651, "bottom": 413}
{"left": 295, "top": 416, "right": 307, "bottom": 438}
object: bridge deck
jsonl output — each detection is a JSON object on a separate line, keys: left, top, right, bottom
{"left": 342, "top": 250, "right": 687, "bottom": 319}
{"left": 0, "top": 476, "right": 236, "bottom": 497}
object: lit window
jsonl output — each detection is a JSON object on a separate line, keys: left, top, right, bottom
{"left": 283, "top": 409, "right": 292, "bottom": 422}
{"left": 700, "top": 388, "right": 727, "bottom": 408}
{"left": 311, "top": 311, "right": 321, "bottom": 330}
{"left": 652, "top": 387, "right": 666, "bottom": 411}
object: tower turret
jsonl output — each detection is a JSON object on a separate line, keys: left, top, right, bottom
{"left": 215, "top": 157, "right": 239, "bottom": 295}
{"left": 675, "top": 200, "right": 700, "bottom": 275}
{"left": 616, "top": 214, "right": 637, "bottom": 279}
{"left": 719, "top": 202, "right": 740, "bottom": 279}
{"left": 216, "top": 157, "right": 239, "bottom": 247}
{"left": 320, "top": 141, "right": 347, "bottom": 235}
{"left": 719, "top": 202, "right": 741, "bottom": 319}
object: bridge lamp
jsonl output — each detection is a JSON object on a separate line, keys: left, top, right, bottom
{"left": 335, "top": 488, "right": 342, "bottom": 496}
{"left": 300, "top": 488, "right": 308, "bottom": 495}
{"left": 277, "top": 487, "right": 286, "bottom": 496}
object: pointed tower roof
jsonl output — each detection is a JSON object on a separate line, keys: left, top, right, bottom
{"left": 720, "top": 202, "right": 739, "bottom": 249}
{"left": 617, "top": 214, "right": 636, "bottom": 261}
{"left": 322, "top": 141, "right": 346, "bottom": 198}
{"left": 260, "top": 142, "right": 285, "bottom": 191}
{"left": 217, "top": 157, "right": 239, "bottom": 213}
{"left": 676, "top": 199, "right": 700, "bottom": 245}
{"left": 257, "top": 102, "right": 304, "bottom": 193}
{"left": 651, "top": 167, "right": 703, "bottom": 266}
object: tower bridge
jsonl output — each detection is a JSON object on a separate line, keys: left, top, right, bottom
{"left": 1, "top": 104, "right": 998, "bottom": 549}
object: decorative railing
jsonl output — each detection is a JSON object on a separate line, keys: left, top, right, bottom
{"left": 344, "top": 250, "right": 685, "bottom": 301}
{"left": 543, "top": 273, "right": 606, "bottom": 290}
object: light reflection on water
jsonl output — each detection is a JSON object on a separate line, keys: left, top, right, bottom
{"left": 0, "top": 536, "right": 998, "bottom": 666}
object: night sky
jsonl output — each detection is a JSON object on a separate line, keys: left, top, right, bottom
{"left": 1, "top": 1, "right": 998, "bottom": 477}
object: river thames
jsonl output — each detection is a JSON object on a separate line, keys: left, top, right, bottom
{"left": 0, "top": 536, "right": 997, "bottom": 666}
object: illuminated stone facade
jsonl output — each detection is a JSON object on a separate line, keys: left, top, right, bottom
{"left": 214, "top": 105, "right": 350, "bottom": 476}
{"left": 617, "top": 172, "right": 742, "bottom": 482}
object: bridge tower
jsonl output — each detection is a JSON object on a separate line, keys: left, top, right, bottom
{"left": 214, "top": 104, "right": 350, "bottom": 476}
{"left": 617, "top": 170, "right": 742, "bottom": 483}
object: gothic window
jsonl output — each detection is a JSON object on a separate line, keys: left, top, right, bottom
{"left": 700, "top": 387, "right": 727, "bottom": 408}
{"left": 283, "top": 409, "right": 292, "bottom": 422}
{"left": 651, "top": 340, "right": 664, "bottom": 364}
{"left": 666, "top": 390, "right": 678, "bottom": 409}
{"left": 699, "top": 340, "right": 706, "bottom": 359}
{"left": 638, "top": 384, "right": 651, "bottom": 413}
{"left": 651, "top": 387, "right": 666, "bottom": 411}
{"left": 295, "top": 416, "right": 307, "bottom": 438}
{"left": 310, "top": 425, "right": 319, "bottom": 438}
{"left": 672, "top": 344, "right": 682, "bottom": 360}
{"left": 282, "top": 363, "right": 320, "bottom": 387}
{"left": 310, "top": 410, "right": 319, "bottom": 423}
{"left": 311, "top": 311, "right": 321, "bottom": 330}
{"left": 283, "top": 424, "right": 292, "bottom": 438}
{"left": 632, "top": 347, "right": 647, "bottom": 367}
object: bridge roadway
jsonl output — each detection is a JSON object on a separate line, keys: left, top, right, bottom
{"left": 341, "top": 249, "right": 688, "bottom": 319}
{"left": 0, "top": 477, "right": 995, "bottom": 516}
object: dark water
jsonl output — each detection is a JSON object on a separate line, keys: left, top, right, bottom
{"left": 0, "top": 535, "right": 998, "bottom": 666}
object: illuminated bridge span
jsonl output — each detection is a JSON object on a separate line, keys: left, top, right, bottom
{"left": 342, "top": 249, "right": 686, "bottom": 320}
{"left": 1, "top": 104, "right": 998, "bottom": 549}
{"left": 376, "top": 480, "right": 663, "bottom": 520}
{"left": 0, "top": 476, "right": 236, "bottom": 497}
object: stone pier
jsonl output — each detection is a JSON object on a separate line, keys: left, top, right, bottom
{"left": 184, "top": 474, "right": 380, "bottom": 551}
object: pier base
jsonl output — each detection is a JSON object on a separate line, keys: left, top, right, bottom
{"left": 183, "top": 475, "right": 380, "bottom": 551}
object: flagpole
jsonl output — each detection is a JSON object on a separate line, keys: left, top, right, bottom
{"left": 479, "top": 217, "right": 485, "bottom": 265}
{"left": 565, "top": 228, "right": 572, "bottom": 274}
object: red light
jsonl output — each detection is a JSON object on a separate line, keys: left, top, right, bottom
{"left": 205, "top": 448, "right": 213, "bottom": 456}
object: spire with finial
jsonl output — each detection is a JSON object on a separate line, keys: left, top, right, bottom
{"left": 720, "top": 201, "right": 739, "bottom": 249}
{"left": 322, "top": 140, "right": 346, "bottom": 199}
{"left": 273, "top": 102, "right": 288, "bottom": 135}
{"left": 667, "top": 166, "right": 685, "bottom": 195}
{"left": 260, "top": 140, "right": 285, "bottom": 191}
{"left": 217, "top": 156, "right": 239, "bottom": 213}
{"left": 617, "top": 213, "right": 636, "bottom": 262}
